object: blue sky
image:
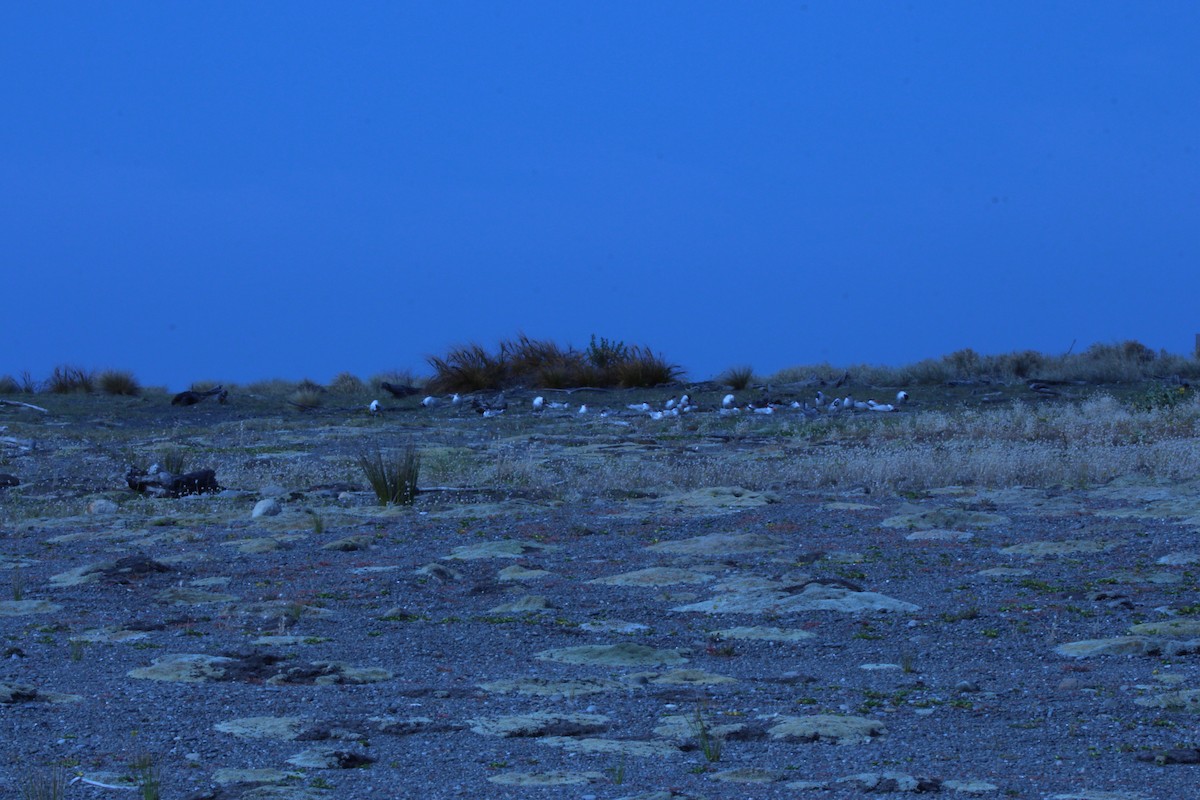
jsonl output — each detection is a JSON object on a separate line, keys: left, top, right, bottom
{"left": 4, "top": 3, "right": 1198, "bottom": 390}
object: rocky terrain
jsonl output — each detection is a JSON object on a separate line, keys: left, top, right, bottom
{"left": 1, "top": 387, "right": 1198, "bottom": 799}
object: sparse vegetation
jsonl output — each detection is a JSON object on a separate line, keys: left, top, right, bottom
{"left": 97, "top": 369, "right": 141, "bottom": 396}
{"left": 0, "top": 374, "right": 19, "bottom": 394}
{"left": 358, "top": 444, "right": 421, "bottom": 505}
{"left": 771, "top": 340, "right": 1200, "bottom": 387}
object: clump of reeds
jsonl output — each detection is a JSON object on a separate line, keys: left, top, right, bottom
{"left": 97, "top": 369, "right": 141, "bottom": 396}
{"left": 0, "top": 374, "right": 19, "bottom": 394}
{"left": 357, "top": 445, "right": 421, "bottom": 505}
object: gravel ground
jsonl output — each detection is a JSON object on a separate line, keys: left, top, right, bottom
{"left": 1, "top": 392, "right": 1198, "bottom": 799}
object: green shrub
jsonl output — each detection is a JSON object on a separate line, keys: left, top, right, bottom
{"left": 358, "top": 445, "right": 421, "bottom": 505}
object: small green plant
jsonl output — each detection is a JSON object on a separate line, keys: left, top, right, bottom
{"left": 11, "top": 563, "right": 23, "bottom": 601}
{"left": 605, "top": 756, "right": 627, "bottom": 785}
{"left": 130, "top": 752, "right": 161, "bottom": 800}
{"left": 719, "top": 365, "right": 755, "bottom": 390}
{"left": 97, "top": 369, "right": 141, "bottom": 396}
{"left": 692, "top": 702, "right": 723, "bottom": 763}
{"left": 69, "top": 639, "right": 85, "bottom": 662}
{"left": 899, "top": 648, "right": 917, "bottom": 674}
{"left": 18, "top": 767, "right": 67, "bottom": 800}
{"left": 357, "top": 445, "right": 421, "bottom": 505}
{"left": 306, "top": 509, "right": 325, "bottom": 534}
{"left": 1131, "top": 383, "right": 1195, "bottom": 412}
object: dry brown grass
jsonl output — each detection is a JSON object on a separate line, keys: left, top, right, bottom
{"left": 771, "top": 341, "right": 1200, "bottom": 387}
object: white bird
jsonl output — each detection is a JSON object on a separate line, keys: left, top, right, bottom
{"left": 627, "top": 402, "right": 651, "bottom": 412}
{"left": 722, "top": 393, "right": 735, "bottom": 408}
{"left": 451, "top": 393, "right": 462, "bottom": 405}
{"left": 422, "top": 396, "right": 438, "bottom": 408}
{"left": 532, "top": 396, "right": 545, "bottom": 412}
{"left": 482, "top": 408, "right": 505, "bottom": 418}
{"left": 578, "top": 404, "right": 588, "bottom": 414}
{"left": 679, "top": 394, "right": 690, "bottom": 408}
{"left": 369, "top": 400, "right": 381, "bottom": 414}
{"left": 665, "top": 396, "right": 677, "bottom": 410}
{"left": 815, "top": 391, "right": 826, "bottom": 407}
{"left": 854, "top": 400, "right": 871, "bottom": 411}
{"left": 868, "top": 400, "right": 896, "bottom": 412}
{"left": 548, "top": 401, "right": 568, "bottom": 410}
{"left": 752, "top": 405, "right": 774, "bottom": 415}
{"left": 896, "top": 390, "right": 910, "bottom": 404}
{"left": 649, "top": 410, "right": 665, "bottom": 420}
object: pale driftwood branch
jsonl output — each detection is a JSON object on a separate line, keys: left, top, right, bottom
{"left": 0, "top": 398, "right": 48, "bottom": 413}
{"left": 69, "top": 775, "right": 137, "bottom": 790}
{"left": 0, "top": 436, "right": 34, "bottom": 451}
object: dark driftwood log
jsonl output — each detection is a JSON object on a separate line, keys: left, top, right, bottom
{"left": 172, "top": 386, "right": 228, "bottom": 406}
{"left": 127, "top": 468, "right": 220, "bottom": 498}
{"left": 379, "top": 382, "right": 420, "bottom": 399}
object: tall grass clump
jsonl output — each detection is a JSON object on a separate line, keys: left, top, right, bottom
{"left": 18, "top": 767, "right": 67, "bottom": 800}
{"left": 0, "top": 374, "right": 19, "bottom": 394}
{"left": 718, "top": 365, "right": 755, "bottom": 390}
{"left": 130, "top": 753, "right": 161, "bottom": 800}
{"left": 427, "top": 334, "right": 683, "bottom": 392}
{"left": 358, "top": 445, "right": 421, "bottom": 505}
{"left": 97, "top": 369, "right": 141, "bottom": 396}
{"left": 328, "top": 372, "right": 366, "bottom": 394}
{"left": 44, "top": 365, "right": 94, "bottom": 394}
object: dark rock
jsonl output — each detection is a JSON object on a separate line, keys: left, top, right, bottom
{"left": 1137, "top": 748, "right": 1200, "bottom": 765}
{"left": 0, "top": 474, "right": 18, "bottom": 489}
{"left": 127, "top": 467, "right": 220, "bottom": 498}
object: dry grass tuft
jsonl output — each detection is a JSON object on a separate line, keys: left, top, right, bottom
{"left": 427, "top": 334, "right": 683, "bottom": 392}
{"left": 289, "top": 389, "right": 324, "bottom": 411}
{"left": 328, "top": 372, "right": 366, "bottom": 394}
{"left": 97, "top": 369, "right": 141, "bottom": 396}
{"left": 358, "top": 445, "right": 421, "bottom": 505}
{"left": 718, "top": 365, "right": 755, "bottom": 390}
{"left": 44, "top": 365, "right": 94, "bottom": 394}
{"left": 0, "top": 374, "right": 19, "bottom": 394}
{"left": 772, "top": 340, "right": 1200, "bottom": 388}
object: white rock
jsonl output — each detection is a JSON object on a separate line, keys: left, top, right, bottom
{"left": 252, "top": 498, "right": 282, "bottom": 518}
